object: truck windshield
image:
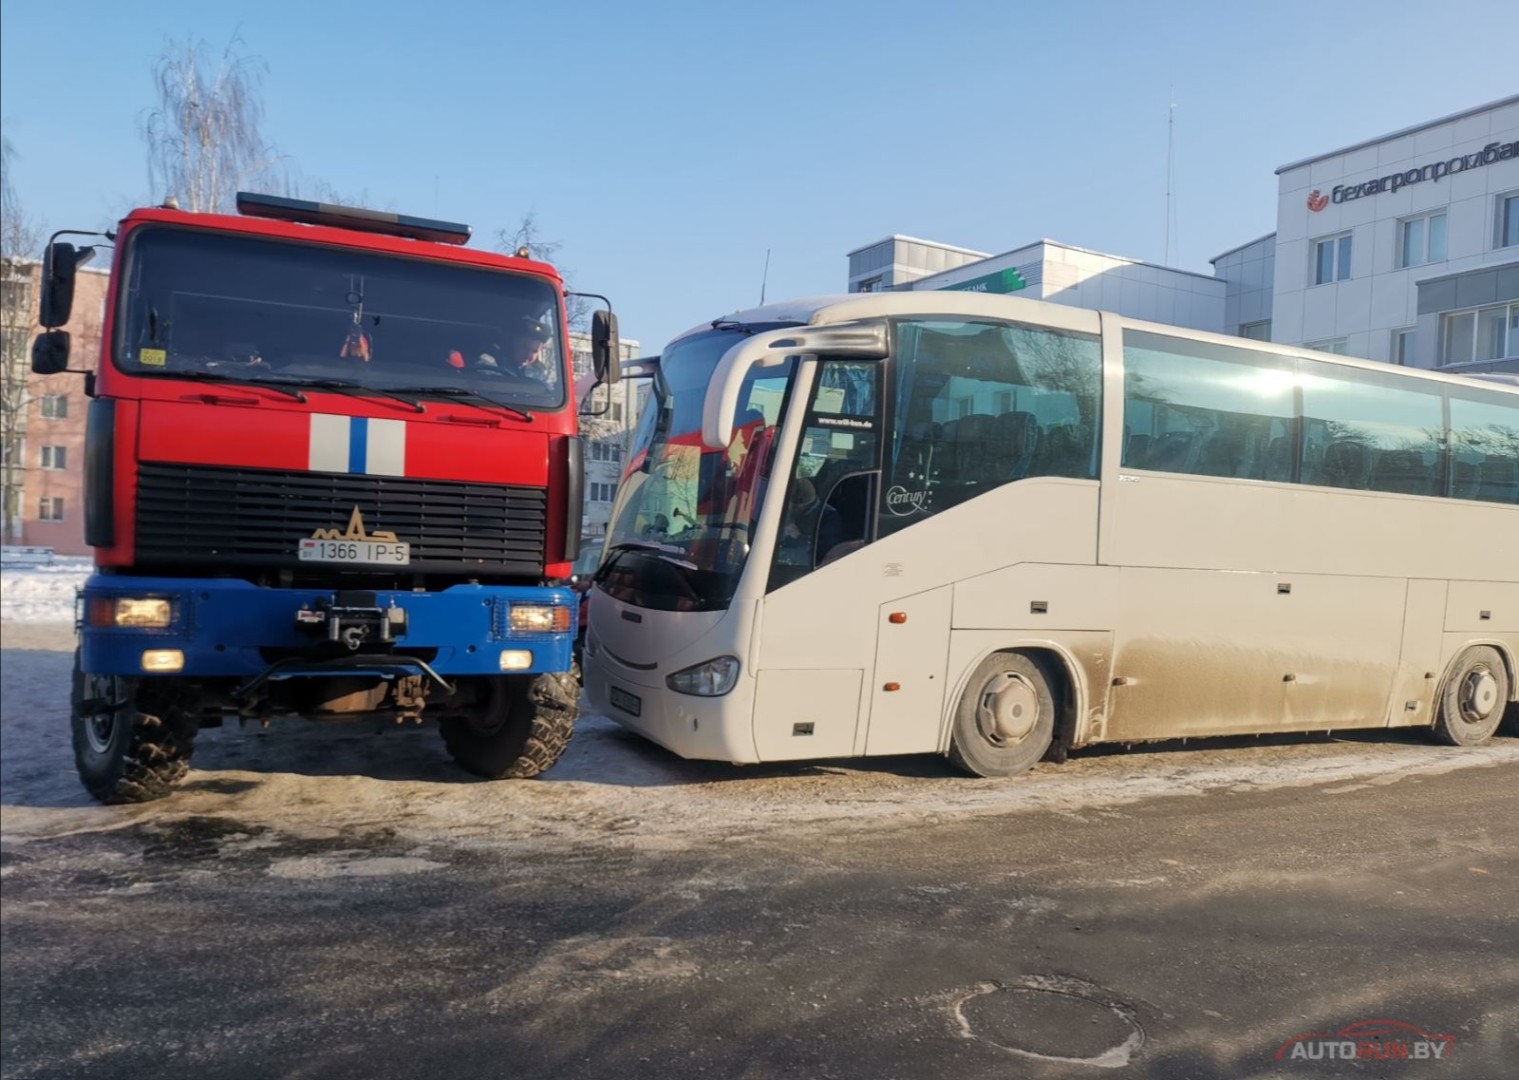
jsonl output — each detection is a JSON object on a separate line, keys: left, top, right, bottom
{"left": 598, "top": 326, "right": 797, "bottom": 611}
{"left": 113, "top": 225, "right": 566, "bottom": 410}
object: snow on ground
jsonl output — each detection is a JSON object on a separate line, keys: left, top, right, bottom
{"left": 3, "top": 620, "right": 1517, "bottom": 861}
{"left": 0, "top": 557, "right": 90, "bottom": 623}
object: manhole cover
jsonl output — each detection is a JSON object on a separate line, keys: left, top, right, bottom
{"left": 950, "top": 976, "right": 1144, "bottom": 1068}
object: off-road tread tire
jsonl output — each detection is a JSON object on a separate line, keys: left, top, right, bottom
{"left": 71, "top": 658, "right": 197, "bottom": 805}
{"left": 440, "top": 672, "right": 577, "bottom": 780}
{"left": 1431, "top": 645, "right": 1509, "bottom": 748}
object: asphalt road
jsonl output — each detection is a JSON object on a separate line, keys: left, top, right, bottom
{"left": 2, "top": 630, "right": 1517, "bottom": 1080}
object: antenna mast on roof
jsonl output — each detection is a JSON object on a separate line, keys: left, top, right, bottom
{"left": 759, "top": 248, "right": 771, "bottom": 305}
{"left": 1164, "top": 92, "right": 1177, "bottom": 265}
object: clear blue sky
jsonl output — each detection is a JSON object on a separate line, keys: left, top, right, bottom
{"left": 3, "top": 0, "right": 1516, "bottom": 354}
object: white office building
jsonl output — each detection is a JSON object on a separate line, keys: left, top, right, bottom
{"left": 846, "top": 94, "right": 1519, "bottom": 374}
{"left": 1267, "top": 95, "right": 1518, "bottom": 370}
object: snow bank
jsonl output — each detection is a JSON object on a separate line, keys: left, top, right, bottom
{"left": 0, "top": 557, "right": 91, "bottom": 623}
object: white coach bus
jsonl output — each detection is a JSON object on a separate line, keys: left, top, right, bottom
{"left": 582, "top": 292, "right": 1518, "bottom": 777}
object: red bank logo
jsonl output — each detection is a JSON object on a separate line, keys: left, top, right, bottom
{"left": 1307, "top": 190, "right": 1329, "bottom": 212}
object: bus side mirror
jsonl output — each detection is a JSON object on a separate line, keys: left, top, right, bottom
{"left": 592, "top": 309, "right": 621, "bottom": 385}
{"left": 32, "top": 331, "right": 71, "bottom": 375}
{"left": 39, "top": 241, "right": 96, "bottom": 328}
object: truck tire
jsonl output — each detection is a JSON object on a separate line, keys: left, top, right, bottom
{"left": 71, "top": 651, "right": 196, "bottom": 804}
{"left": 439, "top": 672, "right": 576, "bottom": 779}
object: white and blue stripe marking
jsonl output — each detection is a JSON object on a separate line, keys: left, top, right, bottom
{"left": 309, "top": 414, "right": 407, "bottom": 476}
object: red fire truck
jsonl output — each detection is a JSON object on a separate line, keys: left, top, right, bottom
{"left": 32, "top": 193, "right": 620, "bottom": 803}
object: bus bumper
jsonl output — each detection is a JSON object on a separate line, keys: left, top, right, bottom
{"left": 582, "top": 634, "right": 759, "bottom": 763}
{"left": 76, "top": 575, "right": 576, "bottom": 679}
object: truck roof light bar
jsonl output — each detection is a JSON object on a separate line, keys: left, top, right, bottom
{"left": 234, "top": 192, "right": 472, "bottom": 245}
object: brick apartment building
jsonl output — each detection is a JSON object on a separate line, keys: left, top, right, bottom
{"left": 2, "top": 258, "right": 106, "bottom": 556}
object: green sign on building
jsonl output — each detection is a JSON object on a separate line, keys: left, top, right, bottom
{"left": 941, "top": 267, "right": 1027, "bottom": 294}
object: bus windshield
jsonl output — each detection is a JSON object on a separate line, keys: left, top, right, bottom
{"left": 598, "top": 326, "right": 797, "bottom": 611}
{"left": 113, "top": 225, "right": 566, "bottom": 409}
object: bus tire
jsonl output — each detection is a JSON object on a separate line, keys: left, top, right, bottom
{"left": 439, "top": 673, "right": 576, "bottom": 780}
{"left": 947, "top": 651, "right": 1055, "bottom": 779}
{"left": 1431, "top": 646, "right": 1509, "bottom": 747}
{"left": 71, "top": 652, "right": 195, "bottom": 804}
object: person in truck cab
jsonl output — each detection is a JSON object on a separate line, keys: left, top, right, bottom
{"left": 471, "top": 317, "right": 556, "bottom": 388}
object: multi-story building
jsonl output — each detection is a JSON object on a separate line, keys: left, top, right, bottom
{"left": 569, "top": 329, "right": 645, "bottom": 539}
{"left": 1, "top": 258, "right": 105, "bottom": 555}
{"left": 1267, "top": 95, "right": 1517, "bottom": 370}
{"left": 845, "top": 94, "right": 1519, "bottom": 375}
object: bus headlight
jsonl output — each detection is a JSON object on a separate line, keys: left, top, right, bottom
{"left": 666, "top": 656, "right": 740, "bottom": 697}
{"left": 90, "top": 597, "right": 174, "bottom": 629}
{"left": 509, "top": 604, "right": 572, "bottom": 632}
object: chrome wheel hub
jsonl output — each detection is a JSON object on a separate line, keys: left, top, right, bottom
{"left": 977, "top": 673, "right": 1039, "bottom": 746}
{"left": 1459, "top": 667, "right": 1499, "bottom": 724}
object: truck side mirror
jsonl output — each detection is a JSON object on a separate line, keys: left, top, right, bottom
{"left": 31, "top": 330, "right": 71, "bottom": 375}
{"left": 39, "top": 241, "right": 96, "bottom": 329}
{"left": 591, "top": 309, "right": 621, "bottom": 385}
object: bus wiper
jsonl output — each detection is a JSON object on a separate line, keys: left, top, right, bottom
{"left": 154, "top": 369, "right": 307, "bottom": 402}
{"left": 605, "top": 539, "right": 686, "bottom": 556}
{"left": 389, "top": 385, "right": 534, "bottom": 422}
{"left": 278, "top": 377, "right": 425, "bottom": 414}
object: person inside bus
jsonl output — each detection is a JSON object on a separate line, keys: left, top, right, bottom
{"left": 778, "top": 477, "right": 842, "bottom": 568}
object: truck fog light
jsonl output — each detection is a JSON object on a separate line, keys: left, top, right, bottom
{"left": 509, "top": 604, "right": 571, "bottom": 632}
{"left": 499, "top": 649, "right": 534, "bottom": 671}
{"left": 141, "top": 649, "right": 184, "bottom": 673}
{"left": 666, "top": 656, "right": 740, "bottom": 697}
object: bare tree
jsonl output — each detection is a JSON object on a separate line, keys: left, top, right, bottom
{"left": 1, "top": 136, "right": 43, "bottom": 544}
{"left": 496, "top": 213, "right": 591, "bottom": 328}
{"left": 141, "top": 36, "right": 278, "bottom": 212}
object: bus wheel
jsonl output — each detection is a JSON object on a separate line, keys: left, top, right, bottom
{"left": 1431, "top": 646, "right": 1509, "bottom": 748}
{"left": 948, "top": 652, "right": 1055, "bottom": 778}
{"left": 439, "top": 673, "right": 576, "bottom": 779}
{"left": 71, "top": 651, "right": 195, "bottom": 804}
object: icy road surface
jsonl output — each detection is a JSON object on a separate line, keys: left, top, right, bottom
{"left": 4, "top": 621, "right": 1516, "bottom": 854}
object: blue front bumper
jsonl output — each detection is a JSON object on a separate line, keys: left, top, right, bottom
{"left": 77, "top": 575, "right": 576, "bottom": 678}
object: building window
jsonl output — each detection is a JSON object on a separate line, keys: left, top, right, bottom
{"left": 40, "top": 394, "right": 69, "bottom": 419}
{"left": 40, "top": 445, "right": 68, "bottom": 470}
{"left": 1239, "top": 320, "right": 1271, "bottom": 341}
{"left": 1398, "top": 212, "right": 1446, "bottom": 268}
{"left": 1313, "top": 233, "right": 1352, "bottom": 284}
{"left": 1392, "top": 329, "right": 1416, "bottom": 366}
{"left": 1499, "top": 192, "right": 1519, "bottom": 249}
{"left": 856, "top": 276, "right": 883, "bottom": 293}
{"left": 612, "top": 401, "right": 623, "bottom": 423}
{"left": 1306, "top": 339, "right": 1349, "bottom": 355}
{"left": 38, "top": 497, "right": 65, "bottom": 521}
{"left": 1440, "top": 302, "right": 1518, "bottom": 366}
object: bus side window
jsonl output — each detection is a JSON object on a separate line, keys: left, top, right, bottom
{"left": 883, "top": 319, "right": 1101, "bottom": 538}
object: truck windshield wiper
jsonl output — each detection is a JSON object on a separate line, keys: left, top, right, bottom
{"left": 276, "top": 378, "right": 424, "bottom": 414}
{"left": 152, "top": 369, "right": 307, "bottom": 402}
{"left": 388, "top": 385, "right": 534, "bottom": 422}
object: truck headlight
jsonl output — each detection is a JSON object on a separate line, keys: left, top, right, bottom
{"left": 508, "top": 604, "right": 572, "bottom": 632}
{"left": 90, "top": 597, "right": 174, "bottom": 629}
{"left": 666, "top": 656, "right": 740, "bottom": 697}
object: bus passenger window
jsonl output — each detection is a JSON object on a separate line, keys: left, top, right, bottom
{"left": 883, "top": 319, "right": 1101, "bottom": 539}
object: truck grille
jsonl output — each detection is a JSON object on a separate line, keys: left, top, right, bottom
{"left": 134, "top": 462, "right": 547, "bottom": 575}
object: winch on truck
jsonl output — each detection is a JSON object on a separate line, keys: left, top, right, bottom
{"left": 33, "top": 192, "right": 622, "bottom": 802}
